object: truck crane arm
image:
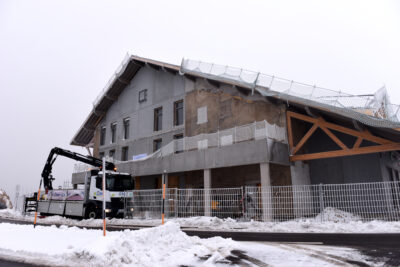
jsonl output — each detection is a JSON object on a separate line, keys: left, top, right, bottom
{"left": 41, "top": 147, "right": 115, "bottom": 191}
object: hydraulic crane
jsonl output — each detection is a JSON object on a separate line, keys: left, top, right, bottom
{"left": 41, "top": 147, "right": 115, "bottom": 191}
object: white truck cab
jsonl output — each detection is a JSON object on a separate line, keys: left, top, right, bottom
{"left": 38, "top": 170, "right": 134, "bottom": 219}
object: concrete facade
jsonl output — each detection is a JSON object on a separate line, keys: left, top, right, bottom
{"left": 95, "top": 66, "right": 185, "bottom": 161}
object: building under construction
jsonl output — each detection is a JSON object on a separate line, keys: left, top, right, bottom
{"left": 70, "top": 55, "right": 400, "bottom": 220}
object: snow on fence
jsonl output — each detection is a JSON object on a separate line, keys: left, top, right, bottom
{"left": 124, "top": 181, "right": 400, "bottom": 222}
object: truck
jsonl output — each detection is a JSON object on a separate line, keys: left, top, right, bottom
{"left": 36, "top": 147, "right": 134, "bottom": 219}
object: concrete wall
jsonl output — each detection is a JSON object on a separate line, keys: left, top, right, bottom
{"left": 96, "top": 66, "right": 185, "bottom": 160}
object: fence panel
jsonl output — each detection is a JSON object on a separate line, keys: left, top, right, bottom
{"left": 124, "top": 181, "right": 400, "bottom": 222}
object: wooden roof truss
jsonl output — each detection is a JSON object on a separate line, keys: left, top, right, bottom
{"left": 286, "top": 111, "right": 400, "bottom": 161}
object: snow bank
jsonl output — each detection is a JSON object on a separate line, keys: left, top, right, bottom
{"left": 1, "top": 207, "right": 400, "bottom": 233}
{"left": 0, "top": 189, "right": 13, "bottom": 209}
{"left": 0, "top": 222, "right": 377, "bottom": 267}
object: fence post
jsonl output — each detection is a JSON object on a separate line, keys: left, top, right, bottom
{"left": 241, "top": 186, "right": 245, "bottom": 219}
{"left": 318, "top": 183, "right": 324, "bottom": 221}
{"left": 204, "top": 169, "right": 211, "bottom": 217}
{"left": 175, "top": 188, "right": 178, "bottom": 218}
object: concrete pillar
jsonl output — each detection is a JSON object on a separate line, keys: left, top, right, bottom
{"left": 204, "top": 169, "right": 211, "bottom": 216}
{"left": 290, "top": 161, "right": 312, "bottom": 217}
{"left": 260, "top": 163, "right": 273, "bottom": 221}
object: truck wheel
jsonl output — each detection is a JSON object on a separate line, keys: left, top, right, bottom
{"left": 85, "top": 207, "right": 97, "bottom": 219}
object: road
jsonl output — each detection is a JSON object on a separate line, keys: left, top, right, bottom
{"left": 1, "top": 217, "right": 400, "bottom": 266}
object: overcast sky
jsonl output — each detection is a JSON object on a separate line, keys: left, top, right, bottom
{"left": 0, "top": 0, "right": 399, "bottom": 204}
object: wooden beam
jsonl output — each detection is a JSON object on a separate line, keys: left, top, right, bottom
{"left": 287, "top": 111, "right": 393, "bottom": 145}
{"left": 353, "top": 137, "right": 363, "bottom": 149}
{"left": 292, "top": 123, "right": 318, "bottom": 155}
{"left": 286, "top": 112, "right": 294, "bottom": 150}
{"left": 290, "top": 143, "right": 400, "bottom": 161}
{"left": 319, "top": 125, "right": 348, "bottom": 150}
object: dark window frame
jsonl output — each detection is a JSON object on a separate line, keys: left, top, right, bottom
{"left": 174, "top": 100, "right": 184, "bottom": 126}
{"left": 100, "top": 126, "right": 106, "bottom": 146}
{"left": 123, "top": 118, "right": 130, "bottom": 139}
{"left": 153, "top": 139, "right": 162, "bottom": 152}
{"left": 139, "top": 89, "right": 147, "bottom": 103}
{"left": 121, "top": 146, "right": 129, "bottom": 161}
{"left": 154, "top": 107, "right": 163, "bottom": 131}
{"left": 173, "top": 134, "right": 184, "bottom": 154}
{"left": 110, "top": 122, "right": 117, "bottom": 143}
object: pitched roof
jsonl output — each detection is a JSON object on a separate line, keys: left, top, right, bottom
{"left": 71, "top": 55, "right": 400, "bottom": 147}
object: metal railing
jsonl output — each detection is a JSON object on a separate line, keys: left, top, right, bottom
{"left": 181, "top": 59, "right": 400, "bottom": 124}
{"left": 124, "top": 181, "right": 400, "bottom": 222}
{"left": 127, "top": 120, "right": 286, "bottom": 163}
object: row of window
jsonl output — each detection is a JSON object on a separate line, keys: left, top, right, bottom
{"left": 99, "top": 99, "right": 183, "bottom": 146}
{"left": 99, "top": 133, "right": 184, "bottom": 161}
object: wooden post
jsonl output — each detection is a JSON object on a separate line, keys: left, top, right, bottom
{"left": 33, "top": 179, "right": 42, "bottom": 228}
{"left": 162, "top": 171, "right": 166, "bottom": 225}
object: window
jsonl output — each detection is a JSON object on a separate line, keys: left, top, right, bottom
{"left": 100, "top": 127, "right": 106, "bottom": 146}
{"left": 153, "top": 139, "right": 162, "bottom": 152}
{"left": 174, "top": 134, "right": 184, "bottom": 154}
{"left": 96, "top": 177, "right": 102, "bottom": 189}
{"left": 99, "top": 152, "right": 105, "bottom": 159}
{"left": 174, "top": 100, "right": 184, "bottom": 126}
{"left": 121, "top": 146, "right": 129, "bottom": 161}
{"left": 123, "top": 118, "right": 130, "bottom": 139}
{"left": 139, "top": 89, "right": 147, "bottom": 103}
{"left": 109, "top": 149, "right": 115, "bottom": 158}
{"left": 110, "top": 123, "right": 117, "bottom": 143}
{"left": 154, "top": 107, "right": 162, "bottom": 131}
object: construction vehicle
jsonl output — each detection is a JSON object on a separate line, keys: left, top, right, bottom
{"left": 36, "top": 147, "right": 134, "bottom": 219}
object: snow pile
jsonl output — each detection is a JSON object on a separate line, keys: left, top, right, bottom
{"left": 1, "top": 208, "right": 400, "bottom": 233}
{"left": 0, "top": 222, "right": 235, "bottom": 266}
{"left": 315, "top": 207, "right": 361, "bottom": 223}
{"left": 0, "top": 189, "right": 12, "bottom": 209}
{"left": 0, "top": 222, "right": 377, "bottom": 267}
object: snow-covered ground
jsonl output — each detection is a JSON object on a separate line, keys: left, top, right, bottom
{"left": 0, "top": 222, "right": 381, "bottom": 267}
{"left": 1, "top": 208, "right": 400, "bottom": 233}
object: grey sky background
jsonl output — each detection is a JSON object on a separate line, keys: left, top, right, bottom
{"left": 0, "top": 0, "right": 399, "bottom": 204}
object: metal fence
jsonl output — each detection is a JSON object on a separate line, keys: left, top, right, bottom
{"left": 124, "top": 181, "right": 400, "bottom": 222}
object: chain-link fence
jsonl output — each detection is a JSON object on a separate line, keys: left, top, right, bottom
{"left": 124, "top": 181, "right": 400, "bottom": 222}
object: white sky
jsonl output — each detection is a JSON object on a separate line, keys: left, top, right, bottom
{"left": 0, "top": 0, "right": 399, "bottom": 202}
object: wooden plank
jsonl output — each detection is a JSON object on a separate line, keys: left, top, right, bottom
{"left": 291, "top": 123, "right": 318, "bottom": 155}
{"left": 286, "top": 111, "right": 317, "bottom": 124}
{"left": 290, "top": 143, "right": 400, "bottom": 161}
{"left": 353, "top": 137, "right": 363, "bottom": 149}
{"left": 319, "top": 125, "right": 348, "bottom": 150}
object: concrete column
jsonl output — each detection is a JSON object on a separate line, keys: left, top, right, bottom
{"left": 290, "top": 161, "right": 312, "bottom": 217}
{"left": 204, "top": 169, "right": 211, "bottom": 216}
{"left": 260, "top": 163, "right": 273, "bottom": 221}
